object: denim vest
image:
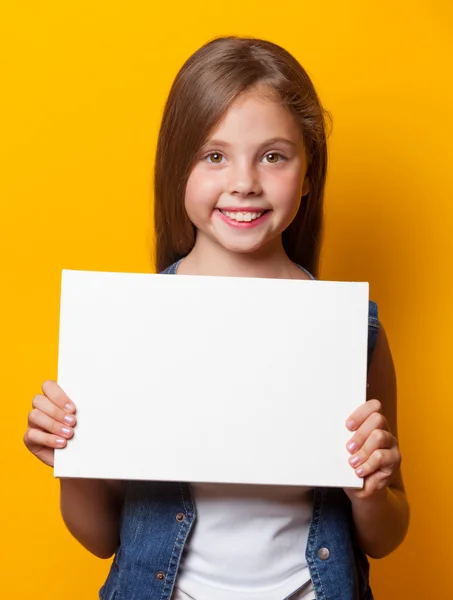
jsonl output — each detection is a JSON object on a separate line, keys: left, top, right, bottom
{"left": 100, "top": 262, "right": 379, "bottom": 600}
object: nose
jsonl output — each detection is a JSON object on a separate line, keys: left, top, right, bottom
{"left": 228, "top": 161, "right": 262, "bottom": 197}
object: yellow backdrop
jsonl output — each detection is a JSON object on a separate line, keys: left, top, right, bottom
{"left": 2, "top": 1, "right": 451, "bottom": 597}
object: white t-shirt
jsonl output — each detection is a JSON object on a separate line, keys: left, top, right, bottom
{"left": 175, "top": 483, "right": 314, "bottom": 600}
{"left": 173, "top": 583, "right": 315, "bottom": 600}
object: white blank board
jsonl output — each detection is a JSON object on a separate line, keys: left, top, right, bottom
{"left": 54, "top": 270, "right": 369, "bottom": 488}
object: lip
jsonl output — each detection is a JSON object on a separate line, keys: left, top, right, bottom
{"left": 215, "top": 208, "right": 271, "bottom": 229}
{"left": 217, "top": 207, "right": 270, "bottom": 213}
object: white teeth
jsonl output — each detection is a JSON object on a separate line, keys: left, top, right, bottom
{"left": 221, "top": 210, "right": 264, "bottom": 222}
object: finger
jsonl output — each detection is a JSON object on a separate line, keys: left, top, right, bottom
{"left": 346, "top": 471, "right": 389, "bottom": 500}
{"left": 24, "top": 427, "right": 67, "bottom": 450}
{"left": 42, "top": 380, "right": 76, "bottom": 413}
{"left": 346, "top": 410, "right": 388, "bottom": 454}
{"left": 31, "top": 394, "right": 76, "bottom": 427}
{"left": 354, "top": 446, "right": 400, "bottom": 479}
{"left": 28, "top": 408, "right": 74, "bottom": 439}
{"left": 349, "top": 429, "right": 394, "bottom": 469}
{"left": 34, "top": 447, "right": 56, "bottom": 468}
{"left": 346, "top": 399, "right": 382, "bottom": 431}
{"left": 23, "top": 428, "right": 58, "bottom": 467}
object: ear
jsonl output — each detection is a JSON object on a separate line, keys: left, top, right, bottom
{"left": 302, "top": 175, "right": 310, "bottom": 198}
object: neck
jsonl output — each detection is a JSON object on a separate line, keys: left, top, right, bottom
{"left": 178, "top": 233, "right": 301, "bottom": 279}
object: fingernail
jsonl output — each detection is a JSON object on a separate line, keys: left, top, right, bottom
{"left": 56, "top": 438, "right": 66, "bottom": 446}
{"left": 64, "top": 414, "right": 75, "bottom": 425}
{"left": 61, "top": 426, "right": 71, "bottom": 436}
{"left": 65, "top": 403, "right": 74, "bottom": 412}
{"left": 347, "top": 441, "right": 357, "bottom": 452}
{"left": 346, "top": 420, "right": 355, "bottom": 430}
{"left": 350, "top": 455, "right": 361, "bottom": 467}
{"left": 356, "top": 467, "right": 365, "bottom": 477}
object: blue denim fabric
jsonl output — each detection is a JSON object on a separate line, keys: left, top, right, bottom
{"left": 99, "top": 261, "right": 379, "bottom": 600}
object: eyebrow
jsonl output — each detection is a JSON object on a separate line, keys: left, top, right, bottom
{"left": 203, "top": 137, "right": 299, "bottom": 149}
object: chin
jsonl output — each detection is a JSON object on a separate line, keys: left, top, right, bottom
{"left": 216, "top": 238, "right": 272, "bottom": 256}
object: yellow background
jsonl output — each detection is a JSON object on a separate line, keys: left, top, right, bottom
{"left": 1, "top": 1, "right": 452, "bottom": 597}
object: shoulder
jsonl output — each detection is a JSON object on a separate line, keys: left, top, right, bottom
{"left": 368, "top": 300, "right": 379, "bottom": 328}
{"left": 367, "top": 301, "right": 379, "bottom": 369}
{"left": 367, "top": 321, "right": 397, "bottom": 413}
{"left": 160, "top": 260, "right": 180, "bottom": 274}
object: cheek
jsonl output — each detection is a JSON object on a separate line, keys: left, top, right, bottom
{"left": 267, "top": 169, "right": 304, "bottom": 211}
{"left": 185, "top": 167, "right": 221, "bottom": 217}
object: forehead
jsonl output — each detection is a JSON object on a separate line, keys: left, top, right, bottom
{"left": 207, "top": 86, "right": 303, "bottom": 145}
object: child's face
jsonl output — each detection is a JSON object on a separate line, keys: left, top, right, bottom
{"left": 184, "top": 85, "right": 310, "bottom": 257}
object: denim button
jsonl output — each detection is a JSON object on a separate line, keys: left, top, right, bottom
{"left": 317, "top": 547, "right": 330, "bottom": 560}
{"left": 156, "top": 571, "right": 166, "bottom": 581}
{"left": 176, "top": 512, "right": 186, "bottom": 522}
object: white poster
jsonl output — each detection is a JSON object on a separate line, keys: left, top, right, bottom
{"left": 54, "top": 270, "right": 369, "bottom": 489}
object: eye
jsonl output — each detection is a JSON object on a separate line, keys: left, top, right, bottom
{"left": 263, "top": 152, "right": 285, "bottom": 164}
{"left": 205, "top": 152, "right": 224, "bottom": 164}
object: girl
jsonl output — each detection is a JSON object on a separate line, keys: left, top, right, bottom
{"left": 24, "top": 36, "right": 409, "bottom": 600}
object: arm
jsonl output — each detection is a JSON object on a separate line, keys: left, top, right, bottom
{"left": 24, "top": 380, "right": 124, "bottom": 559}
{"left": 345, "top": 325, "right": 410, "bottom": 558}
{"left": 59, "top": 478, "right": 124, "bottom": 559}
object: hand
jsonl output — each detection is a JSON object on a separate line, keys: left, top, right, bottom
{"left": 344, "top": 399, "right": 401, "bottom": 500}
{"left": 24, "top": 380, "right": 77, "bottom": 467}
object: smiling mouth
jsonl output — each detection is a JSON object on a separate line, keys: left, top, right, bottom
{"left": 219, "top": 209, "right": 269, "bottom": 223}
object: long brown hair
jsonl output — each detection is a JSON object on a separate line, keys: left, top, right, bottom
{"left": 154, "top": 36, "right": 331, "bottom": 276}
